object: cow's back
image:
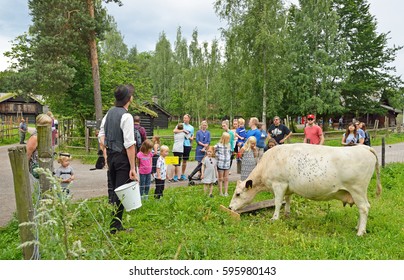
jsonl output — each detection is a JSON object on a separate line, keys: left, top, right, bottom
{"left": 259, "top": 144, "right": 377, "bottom": 200}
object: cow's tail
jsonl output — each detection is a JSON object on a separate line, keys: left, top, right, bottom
{"left": 369, "top": 147, "right": 382, "bottom": 197}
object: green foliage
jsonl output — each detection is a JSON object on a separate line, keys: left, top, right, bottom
{"left": 285, "top": 0, "right": 348, "bottom": 118}
{"left": 100, "top": 16, "right": 128, "bottom": 62}
{"left": 2, "top": 0, "right": 403, "bottom": 127}
{"left": 1, "top": 162, "right": 403, "bottom": 260}
{"left": 335, "top": 0, "right": 403, "bottom": 115}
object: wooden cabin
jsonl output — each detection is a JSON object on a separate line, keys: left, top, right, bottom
{"left": 0, "top": 93, "right": 44, "bottom": 123}
{"left": 131, "top": 102, "right": 172, "bottom": 137}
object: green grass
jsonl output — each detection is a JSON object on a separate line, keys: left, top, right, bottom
{"left": 0, "top": 136, "right": 20, "bottom": 145}
{"left": 1, "top": 163, "right": 403, "bottom": 260}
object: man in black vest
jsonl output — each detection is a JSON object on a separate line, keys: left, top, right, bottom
{"left": 99, "top": 84, "right": 138, "bottom": 234}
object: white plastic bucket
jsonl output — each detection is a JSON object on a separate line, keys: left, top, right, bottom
{"left": 114, "top": 181, "right": 142, "bottom": 211}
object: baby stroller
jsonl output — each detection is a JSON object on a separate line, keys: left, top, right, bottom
{"left": 188, "top": 162, "right": 203, "bottom": 186}
{"left": 187, "top": 162, "right": 218, "bottom": 186}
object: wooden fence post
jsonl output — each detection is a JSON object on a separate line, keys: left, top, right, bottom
{"left": 37, "top": 124, "right": 53, "bottom": 192}
{"left": 8, "top": 146, "right": 35, "bottom": 260}
{"left": 85, "top": 127, "right": 90, "bottom": 153}
{"left": 381, "top": 137, "right": 385, "bottom": 168}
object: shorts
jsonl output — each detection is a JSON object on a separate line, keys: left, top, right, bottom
{"left": 173, "top": 152, "right": 183, "bottom": 166}
{"left": 182, "top": 146, "right": 192, "bottom": 161}
{"left": 217, "top": 167, "right": 230, "bottom": 171}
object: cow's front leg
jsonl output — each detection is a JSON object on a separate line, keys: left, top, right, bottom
{"left": 271, "top": 183, "right": 287, "bottom": 221}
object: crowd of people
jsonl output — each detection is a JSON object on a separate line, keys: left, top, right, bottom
{"left": 23, "top": 83, "right": 373, "bottom": 234}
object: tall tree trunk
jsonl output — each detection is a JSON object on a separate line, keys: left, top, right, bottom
{"left": 87, "top": 0, "right": 103, "bottom": 127}
{"left": 262, "top": 50, "right": 267, "bottom": 124}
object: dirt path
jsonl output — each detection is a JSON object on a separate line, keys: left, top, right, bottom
{"left": 1, "top": 142, "right": 403, "bottom": 227}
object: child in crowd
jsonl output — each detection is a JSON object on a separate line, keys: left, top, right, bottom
{"left": 235, "top": 118, "right": 247, "bottom": 148}
{"left": 214, "top": 132, "right": 232, "bottom": 196}
{"left": 172, "top": 123, "right": 185, "bottom": 182}
{"left": 137, "top": 139, "right": 154, "bottom": 200}
{"left": 154, "top": 145, "right": 169, "bottom": 199}
{"left": 235, "top": 118, "right": 246, "bottom": 174}
{"left": 264, "top": 138, "right": 277, "bottom": 152}
{"left": 151, "top": 135, "right": 161, "bottom": 180}
{"left": 55, "top": 152, "right": 75, "bottom": 194}
{"left": 201, "top": 146, "right": 218, "bottom": 197}
{"left": 239, "top": 136, "right": 258, "bottom": 181}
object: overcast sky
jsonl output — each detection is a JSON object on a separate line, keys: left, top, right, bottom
{"left": 0, "top": 0, "right": 403, "bottom": 78}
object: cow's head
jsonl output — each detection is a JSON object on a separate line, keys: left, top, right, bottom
{"left": 229, "top": 179, "right": 259, "bottom": 211}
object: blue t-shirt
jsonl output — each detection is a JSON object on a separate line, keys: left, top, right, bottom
{"left": 357, "top": 128, "right": 365, "bottom": 139}
{"left": 182, "top": 123, "right": 194, "bottom": 147}
{"left": 256, "top": 129, "right": 268, "bottom": 148}
{"left": 245, "top": 128, "right": 262, "bottom": 146}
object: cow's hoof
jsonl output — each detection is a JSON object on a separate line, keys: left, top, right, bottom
{"left": 356, "top": 230, "right": 366, "bottom": 236}
{"left": 284, "top": 212, "right": 291, "bottom": 218}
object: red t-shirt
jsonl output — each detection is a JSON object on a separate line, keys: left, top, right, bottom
{"left": 304, "top": 125, "right": 323, "bottom": 145}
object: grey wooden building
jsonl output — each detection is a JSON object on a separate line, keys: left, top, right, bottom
{"left": 0, "top": 93, "right": 44, "bottom": 123}
{"left": 133, "top": 102, "right": 172, "bottom": 137}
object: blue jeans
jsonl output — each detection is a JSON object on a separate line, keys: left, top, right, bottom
{"left": 139, "top": 173, "right": 151, "bottom": 196}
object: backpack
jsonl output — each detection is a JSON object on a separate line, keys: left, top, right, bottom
{"left": 134, "top": 127, "right": 143, "bottom": 151}
{"left": 364, "top": 131, "right": 371, "bottom": 146}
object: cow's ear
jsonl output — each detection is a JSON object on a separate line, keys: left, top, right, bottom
{"left": 246, "top": 180, "right": 253, "bottom": 189}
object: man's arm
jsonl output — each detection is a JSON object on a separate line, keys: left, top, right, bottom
{"left": 280, "top": 131, "right": 292, "bottom": 144}
{"left": 126, "top": 145, "right": 138, "bottom": 180}
{"left": 173, "top": 125, "right": 181, "bottom": 133}
{"left": 319, "top": 134, "right": 325, "bottom": 145}
{"left": 26, "top": 135, "right": 37, "bottom": 161}
{"left": 121, "top": 113, "right": 137, "bottom": 180}
{"left": 99, "top": 135, "right": 108, "bottom": 166}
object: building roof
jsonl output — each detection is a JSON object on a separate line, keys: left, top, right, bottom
{"left": 129, "top": 101, "right": 171, "bottom": 118}
{"left": 0, "top": 93, "right": 45, "bottom": 104}
{"left": 143, "top": 101, "right": 172, "bottom": 117}
{"left": 381, "top": 104, "right": 402, "bottom": 114}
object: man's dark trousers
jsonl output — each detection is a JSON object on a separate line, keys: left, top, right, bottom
{"left": 107, "top": 150, "right": 131, "bottom": 231}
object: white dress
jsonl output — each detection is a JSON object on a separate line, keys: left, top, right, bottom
{"left": 201, "top": 157, "right": 217, "bottom": 184}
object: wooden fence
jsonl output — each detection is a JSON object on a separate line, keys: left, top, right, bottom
{"left": 0, "top": 116, "right": 29, "bottom": 141}
{"left": 58, "top": 118, "right": 99, "bottom": 153}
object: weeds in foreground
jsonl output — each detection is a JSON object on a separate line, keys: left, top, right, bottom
{"left": 23, "top": 169, "right": 89, "bottom": 259}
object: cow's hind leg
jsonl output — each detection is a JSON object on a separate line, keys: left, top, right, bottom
{"left": 351, "top": 192, "right": 370, "bottom": 236}
{"left": 271, "top": 183, "right": 287, "bottom": 221}
{"left": 284, "top": 195, "right": 291, "bottom": 217}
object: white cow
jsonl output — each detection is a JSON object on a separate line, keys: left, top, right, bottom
{"left": 229, "top": 143, "right": 382, "bottom": 236}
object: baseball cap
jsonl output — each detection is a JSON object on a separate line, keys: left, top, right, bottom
{"left": 307, "top": 114, "right": 315, "bottom": 119}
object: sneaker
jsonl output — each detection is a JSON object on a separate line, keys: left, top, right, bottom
{"left": 180, "top": 175, "right": 187, "bottom": 181}
{"left": 224, "top": 193, "right": 229, "bottom": 197}
{"left": 173, "top": 175, "right": 179, "bottom": 182}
